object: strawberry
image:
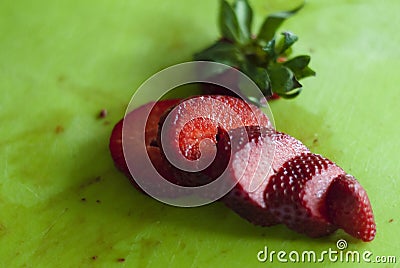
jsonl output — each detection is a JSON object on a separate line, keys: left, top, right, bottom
{"left": 264, "top": 153, "right": 344, "bottom": 237}
{"left": 326, "top": 174, "right": 376, "bottom": 242}
{"left": 198, "top": 63, "right": 241, "bottom": 98}
{"left": 216, "top": 126, "right": 310, "bottom": 226}
{"left": 157, "top": 95, "right": 271, "bottom": 186}
{"left": 109, "top": 99, "right": 181, "bottom": 191}
{"left": 106, "top": 0, "right": 377, "bottom": 242}
{"left": 109, "top": 117, "right": 128, "bottom": 176}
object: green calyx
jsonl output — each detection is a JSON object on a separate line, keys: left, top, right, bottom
{"left": 194, "top": 0, "right": 315, "bottom": 104}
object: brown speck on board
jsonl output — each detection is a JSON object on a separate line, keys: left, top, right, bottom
{"left": 80, "top": 176, "right": 102, "bottom": 189}
{"left": 389, "top": 219, "right": 394, "bottom": 223}
{"left": 57, "top": 75, "right": 66, "bottom": 83}
{"left": 220, "top": 249, "right": 229, "bottom": 254}
{"left": 96, "top": 200, "right": 101, "bottom": 204}
{"left": 117, "top": 258, "right": 125, "bottom": 262}
{"left": 0, "top": 223, "right": 7, "bottom": 235}
{"left": 98, "top": 109, "right": 108, "bottom": 119}
{"left": 81, "top": 198, "right": 86, "bottom": 202}
{"left": 313, "top": 138, "right": 318, "bottom": 144}
{"left": 91, "top": 256, "right": 98, "bottom": 260}
{"left": 55, "top": 125, "right": 64, "bottom": 134}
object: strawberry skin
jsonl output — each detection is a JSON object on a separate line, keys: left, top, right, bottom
{"left": 265, "top": 153, "right": 344, "bottom": 237}
{"left": 109, "top": 117, "right": 129, "bottom": 176}
{"left": 326, "top": 174, "right": 376, "bottom": 242}
{"left": 216, "top": 126, "right": 310, "bottom": 226}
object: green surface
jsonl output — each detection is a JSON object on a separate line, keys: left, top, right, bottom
{"left": 1, "top": 0, "right": 399, "bottom": 267}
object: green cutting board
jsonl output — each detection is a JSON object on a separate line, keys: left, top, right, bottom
{"left": 1, "top": 0, "right": 399, "bottom": 267}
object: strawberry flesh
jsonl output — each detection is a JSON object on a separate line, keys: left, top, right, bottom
{"left": 326, "top": 174, "right": 376, "bottom": 242}
{"left": 265, "top": 153, "right": 343, "bottom": 237}
{"left": 158, "top": 95, "right": 272, "bottom": 186}
{"left": 167, "top": 95, "right": 271, "bottom": 159}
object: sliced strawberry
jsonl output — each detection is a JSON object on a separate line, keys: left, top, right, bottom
{"left": 158, "top": 95, "right": 272, "bottom": 187}
{"left": 216, "top": 126, "right": 310, "bottom": 226}
{"left": 144, "top": 99, "right": 182, "bottom": 146}
{"left": 109, "top": 118, "right": 128, "bottom": 176}
{"left": 326, "top": 174, "right": 376, "bottom": 242}
{"left": 109, "top": 99, "right": 181, "bottom": 191}
{"left": 265, "top": 153, "right": 344, "bottom": 237}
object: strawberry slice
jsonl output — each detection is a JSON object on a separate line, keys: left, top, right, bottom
{"left": 158, "top": 95, "right": 272, "bottom": 186}
{"left": 326, "top": 174, "right": 376, "bottom": 242}
{"left": 265, "top": 153, "right": 344, "bottom": 237}
{"left": 215, "top": 126, "right": 310, "bottom": 226}
{"left": 109, "top": 118, "right": 128, "bottom": 176}
{"left": 109, "top": 99, "right": 181, "bottom": 191}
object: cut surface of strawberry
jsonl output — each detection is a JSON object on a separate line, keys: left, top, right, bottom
{"left": 109, "top": 99, "right": 181, "bottom": 190}
{"left": 217, "top": 126, "right": 310, "bottom": 226}
{"left": 145, "top": 99, "right": 182, "bottom": 146}
{"left": 265, "top": 153, "right": 344, "bottom": 237}
{"left": 158, "top": 95, "right": 272, "bottom": 186}
{"left": 326, "top": 174, "right": 376, "bottom": 242}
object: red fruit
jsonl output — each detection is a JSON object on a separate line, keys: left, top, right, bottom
{"left": 144, "top": 99, "right": 182, "bottom": 146}
{"left": 157, "top": 95, "right": 272, "bottom": 186}
{"left": 265, "top": 153, "right": 344, "bottom": 237}
{"left": 109, "top": 97, "right": 376, "bottom": 241}
{"left": 216, "top": 126, "right": 310, "bottom": 226}
{"left": 326, "top": 174, "right": 376, "bottom": 242}
{"left": 109, "top": 99, "right": 181, "bottom": 190}
{"left": 200, "top": 67, "right": 241, "bottom": 97}
{"left": 109, "top": 118, "right": 129, "bottom": 176}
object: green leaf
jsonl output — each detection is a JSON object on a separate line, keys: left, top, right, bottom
{"left": 241, "top": 62, "right": 271, "bottom": 96}
{"left": 268, "top": 65, "right": 302, "bottom": 96}
{"left": 194, "top": 41, "right": 242, "bottom": 66}
{"left": 263, "top": 38, "right": 277, "bottom": 60}
{"left": 297, "top": 66, "right": 316, "bottom": 79}
{"left": 257, "top": 2, "right": 304, "bottom": 44}
{"left": 233, "top": 0, "right": 253, "bottom": 40}
{"left": 280, "top": 87, "right": 302, "bottom": 99}
{"left": 284, "top": 55, "right": 310, "bottom": 69}
{"left": 219, "top": 0, "right": 242, "bottom": 43}
{"left": 194, "top": 0, "right": 313, "bottom": 101}
{"left": 278, "top": 31, "right": 298, "bottom": 54}
{"left": 284, "top": 55, "right": 316, "bottom": 79}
